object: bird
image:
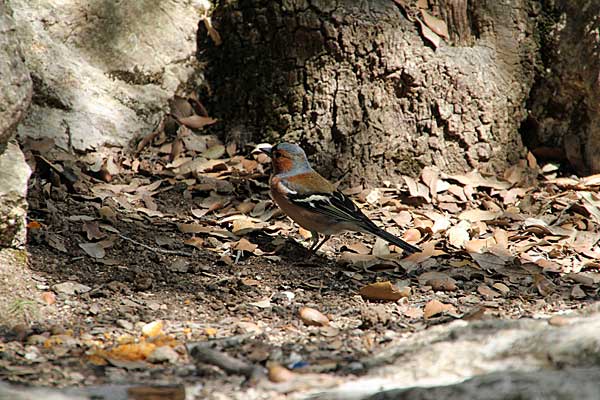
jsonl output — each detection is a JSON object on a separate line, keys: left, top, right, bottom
{"left": 259, "top": 142, "right": 421, "bottom": 255}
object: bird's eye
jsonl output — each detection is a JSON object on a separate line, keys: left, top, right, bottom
{"left": 272, "top": 151, "right": 280, "bottom": 158}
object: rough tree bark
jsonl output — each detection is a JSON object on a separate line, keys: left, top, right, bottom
{"left": 523, "top": 0, "right": 600, "bottom": 175}
{"left": 200, "top": 0, "right": 540, "bottom": 185}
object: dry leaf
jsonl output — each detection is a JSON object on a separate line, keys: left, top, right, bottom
{"left": 492, "top": 282, "right": 510, "bottom": 295}
{"left": 458, "top": 209, "right": 501, "bottom": 222}
{"left": 231, "top": 217, "right": 265, "bottom": 235}
{"left": 423, "top": 299, "right": 454, "bottom": 319}
{"left": 184, "top": 237, "right": 205, "bottom": 249}
{"left": 176, "top": 115, "right": 217, "bottom": 129}
{"left": 447, "top": 221, "right": 470, "bottom": 248}
{"left": 231, "top": 238, "right": 258, "bottom": 253}
{"left": 203, "top": 144, "right": 226, "bottom": 159}
{"left": 477, "top": 284, "right": 500, "bottom": 299}
{"left": 359, "top": 281, "right": 408, "bottom": 301}
{"left": 203, "top": 17, "right": 222, "bottom": 46}
{"left": 417, "top": 17, "right": 441, "bottom": 48}
{"left": 79, "top": 242, "right": 106, "bottom": 259}
{"left": 83, "top": 221, "right": 105, "bottom": 240}
{"left": 372, "top": 237, "right": 390, "bottom": 257}
{"left": 344, "top": 242, "right": 371, "bottom": 255}
{"left": 403, "top": 306, "right": 424, "bottom": 319}
{"left": 470, "top": 252, "right": 508, "bottom": 272}
{"left": 421, "top": 10, "right": 449, "bottom": 39}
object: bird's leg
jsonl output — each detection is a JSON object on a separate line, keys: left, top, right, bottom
{"left": 311, "top": 235, "right": 331, "bottom": 253}
{"left": 308, "top": 231, "right": 321, "bottom": 252}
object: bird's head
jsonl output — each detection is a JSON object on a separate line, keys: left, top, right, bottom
{"left": 259, "top": 142, "right": 310, "bottom": 174}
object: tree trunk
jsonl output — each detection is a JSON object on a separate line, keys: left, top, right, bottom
{"left": 523, "top": 0, "right": 600, "bottom": 175}
{"left": 200, "top": 0, "right": 540, "bottom": 185}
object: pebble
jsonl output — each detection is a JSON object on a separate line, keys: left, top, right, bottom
{"left": 147, "top": 346, "right": 179, "bottom": 363}
{"left": 52, "top": 281, "right": 91, "bottom": 296}
{"left": 116, "top": 319, "right": 134, "bottom": 330}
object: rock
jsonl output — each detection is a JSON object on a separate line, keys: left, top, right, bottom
{"left": 310, "top": 312, "right": 600, "bottom": 399}
{"left": 0, "top": 142, "right": 31, "bottom": 248}
{"left": 0, "top": 2, "right": 32, "bottom": 249}
{"left": 0, "top": 1, "right": 32, "bottom": 147}
{"left": 147, "top": 345, "right": 179, "bottom": 364}
{"left": 9, "top": 0, "right": 206, "bottom": 151}
{"left": 365, "top": 368, "right": 600, "bottom": 400}
{"left": 116, "top": 319, "right": 134, "bottom": 331}
{"left": 52, "top": 281, "right": 92, "bottom": 296}
{"left": 168, "top": 259, "right": 190, "bottom": 273}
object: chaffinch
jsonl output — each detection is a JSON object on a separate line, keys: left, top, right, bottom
{"left": 260, "top": 142, "right": 421, "bottom": 255}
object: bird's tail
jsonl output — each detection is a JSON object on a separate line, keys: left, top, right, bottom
{"left": 366, "top": 226, "right": 421, "bottom": 254}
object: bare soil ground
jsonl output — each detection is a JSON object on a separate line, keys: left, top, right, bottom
{"left": 1, "top": 131, "right": 598, "bottom": 399}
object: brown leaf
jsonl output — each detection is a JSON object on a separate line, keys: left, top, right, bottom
{"left": 423, "top": 299, "right": 454, "bottom": 319}
{"left": 403, "top": 228, "right": 422, "bottom": 242}
{"left": 447, "top": 221, "right": 470, "bottom": 248}
{"left": 421, "top": 10, "right": 449, "bottom": 39}
{"left": 404, "top": 176, "right": 431, "bottom": 201}
{"left": 176, "top": 115, "right": 217, "bottom": 129}
{"left": 344, "top": 242, "right": 371, "bottom": 255}
{"left": 492, "top": 282, "right": 510, "bottom": 295}
{"left": 403, "top": 306, "right": 424, "bottom": 319}
{"left": 405, "top": 241, "right": 435, "bottom": 263}
{"left": 298, "top": 307, "right": 330, "bottom": 326}
{"left": 534, "top": 274, "right": 556, "bottom": 297}
{"left": 231, "top": 238, "right": 258, "bottom": 253}
{"left": 446, "top": 171, "right": 511, "bottom": 190}
{"left": 231, "top": 217, "right": 266, "bottom": 236}
{"left": 417, "top": 17, "right": 441, "bottom": 48}
{"left": 177, "top": 223, "right": 237, "bottom": 239}
{"left": 83, "top": 221, "right": 105, "bottom": 240}
{"left": 372, "top": 237, "right": 390, "bottom": 257}
{"left": 470, "top": 252, "right": 509, "bottom": 272}
{"left": 183, "top": 237, "right": 205, "bottom": 249}
{"left": 359, "top": 281, "right": 409, "bottom": 301}
{"left": 203, "top": 144, "right": 226, "bottom": 160}
{"left": 477, "top": 284, "right": 500, "bottom": 299}
{"left": 458, "top": 209, "right": 501, "bottom": 222}
{"left": 203, "top": 17, "right": 222, "bottom": 46}
{"left": 79, "top": 242, "right": 106, "bottom": 259}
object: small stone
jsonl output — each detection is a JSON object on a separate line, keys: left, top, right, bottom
{"left": 89, "top": 303, "right": 101, "bottom": 315}
{"left": 142, "top": 320, "right": 164, "bottom": 337}
{"left": 53, "top": 281, "right": 92, "bottom": 296}
{"left": 298, "top": 307, "right": 329, "bottom": 326}
{"left": 168, "top": 259, "right": 189, "bottom": 273}
{"left": 117, "top": 319, "right": 134, "bottom": 330}
{"left": 147, "top": 346, "right": 179, "bottom": 363}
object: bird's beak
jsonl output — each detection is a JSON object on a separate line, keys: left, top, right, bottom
{"left": 256, "top": 143, "right": 273, "bottom": 157}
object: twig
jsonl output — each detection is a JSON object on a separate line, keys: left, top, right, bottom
{"left": 118, "top": 233, "right": 193, "bottom": 257}
{"left": 188, "top": 345, "right": 264, "bottom": 381}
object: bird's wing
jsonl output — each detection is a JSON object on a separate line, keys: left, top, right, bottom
{"left": 288, "top": 189, "right": 374, "bottom": 228}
